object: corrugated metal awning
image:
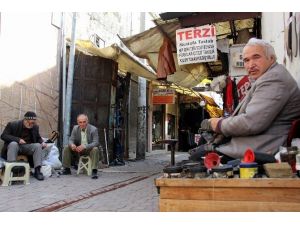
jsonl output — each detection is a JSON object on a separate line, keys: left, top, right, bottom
{"left": 74, "top": 40, "right": 157, "bottom": 81}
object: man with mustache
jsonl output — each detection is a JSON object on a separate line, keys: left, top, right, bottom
{"left": 190, "top": 38, "right": 300, "bottom": 162}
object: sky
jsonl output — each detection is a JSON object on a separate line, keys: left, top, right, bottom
{"left": 0, "top": 0, "right": 300, "bottom": 12}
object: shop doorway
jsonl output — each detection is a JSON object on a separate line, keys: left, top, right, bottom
{"left": 152, "top": 105, "right": 164, "bottom": 150}
{"left": 178, "top": 103, "right": 209, "bottom": 151}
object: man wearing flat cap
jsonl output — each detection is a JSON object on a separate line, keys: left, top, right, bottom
{"left": 1, "top": 111, "right": 46, "bottom": 180}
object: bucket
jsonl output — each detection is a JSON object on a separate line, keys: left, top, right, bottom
{"left": 239, "top": 162, "right": 258, "bottom": 178}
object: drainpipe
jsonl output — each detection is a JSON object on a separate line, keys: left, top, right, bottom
{"left": 63, "top": 12, "right": 77, "bottom": 147}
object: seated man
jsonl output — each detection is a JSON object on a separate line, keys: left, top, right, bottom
{"left": 0, "top": 111, "right": 46, "bottom": 180}
{"left": 61, "top": 114, "right": 100, "bottom": 179}
{"left": 190, "top": 38, "right": 300, "bottom": 162}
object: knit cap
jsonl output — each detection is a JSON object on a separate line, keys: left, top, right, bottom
{"left": 24, "top": 111, "right": 37, "bottom": 120}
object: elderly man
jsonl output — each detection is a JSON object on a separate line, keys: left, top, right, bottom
{"left": 190, "top": 38, "right": 300, "bottom": 162}
{"left": 61, "top": 114, "right": 100, "bottom": 179}
{"left": 1, "top": 111, "right": 46, "bottom": 180}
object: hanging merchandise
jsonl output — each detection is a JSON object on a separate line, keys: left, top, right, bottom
{"left": 223, "top": 76, "right": 233, "bottom": 115}
{"left": 157, "top": 37, "right": 176, "bottom": 79}
{"left": 223, "top": 76, "right": 239, "bottom": 116}
{"left": 232, "top": 78, "right": 239, "bottom": 109}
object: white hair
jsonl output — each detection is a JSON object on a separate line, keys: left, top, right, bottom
{"left": 77, "top": 114, "right": 88, "bottom": 120}
{"left": 244, "top": 38, "right": 277, "bottom": 61}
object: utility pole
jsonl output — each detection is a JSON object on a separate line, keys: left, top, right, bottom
{"left": 63, "top": 12, "right": 77, "bottom": 147}
{"left": 136, "top": 12, "right": 147, "bottom": 159}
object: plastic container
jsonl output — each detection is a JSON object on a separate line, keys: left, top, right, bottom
{"left": 211, "top": 165, "right": 234, "bottom": 178}
{"left": 239, "top": 162, "right": 258, "bottom": 178}
{"left": 204, "top": 152, "right": 220, "bottom": 169}
{"left": 185, "top": 166, "right": 207, "bottom": 179}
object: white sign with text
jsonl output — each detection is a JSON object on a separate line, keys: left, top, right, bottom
{"left": 176, "top": 25, "right": 217, "bottom": 65}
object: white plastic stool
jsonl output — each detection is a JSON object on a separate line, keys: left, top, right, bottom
{"left": 77, "top": 156, "right": 92, "bottom": 176}
{"left": 0, "top": 162, "right": 30, "bottom": 186}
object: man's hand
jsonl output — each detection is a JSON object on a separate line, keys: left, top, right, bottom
{"left": 19, "top": 139, "right": 26, "bottom": 144}
{"left": 210, "top": 118, "right": 222, "bottom": 132}
{"left": 41, "top": 142, "right": 47, "bottom": 149}
{"left": 200, "top": 119, "right": 212, "bottom": 131}
{"left": 70, "top": 144, "right": 77, "bottom": 151}
{"left": 76, "top": 144, "right": 85, "bottom": 153}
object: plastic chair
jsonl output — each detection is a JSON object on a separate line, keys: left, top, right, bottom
{"left": 77, "top": 156, "right": 92, "bottom": 176}
{"left": 0, "top": 161, "right": 30, "bottom": 186}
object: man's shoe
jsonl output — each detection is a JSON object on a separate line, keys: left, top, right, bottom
{"left": 61, "top": 168, "right": 71, "bottom": 175}
{"left": 34, "top": 172, "right": 44, "bottom": 181}
{"left": 91, "top": 169, "right": 98, "bottom": 179}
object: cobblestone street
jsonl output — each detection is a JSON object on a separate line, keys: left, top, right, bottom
{"left": 0, "top": 150, "right": 188, "bottom": 212}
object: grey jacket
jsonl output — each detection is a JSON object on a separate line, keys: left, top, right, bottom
{"left": 217, "top": 62, "right": 300, "bottom": 158}
{"left": 69, "top": 124, "right": 99, "bottom": 150}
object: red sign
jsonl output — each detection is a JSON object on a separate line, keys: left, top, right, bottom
{"left": 152, "top": 89, "right": 175, "bottom": 104}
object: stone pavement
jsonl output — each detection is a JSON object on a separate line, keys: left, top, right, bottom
{"left": 0, "top": 150, "right": 189, "bottom": 212}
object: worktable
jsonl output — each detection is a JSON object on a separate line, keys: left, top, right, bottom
{"left": 155, "top": 177, "right": 300, "bottom": 211}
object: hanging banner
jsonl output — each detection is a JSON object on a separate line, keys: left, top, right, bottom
{"left": 152, "top": 88, "right": 175, "bottom": 104}
{"left": 176, "top": 25, "right": 217, "bottom": 65}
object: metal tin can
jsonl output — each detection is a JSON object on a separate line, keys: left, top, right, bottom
{"left": 185, "top": 166, "right": 207, "bottom": 179}
{"left": 239, "top": 162, "right": 258, "bottom": 178}
{"left": 163, "top": 166, "right": 183, "bottom": 178}
{"left": 211, "top": 165, "right": 234, "bottom": 178}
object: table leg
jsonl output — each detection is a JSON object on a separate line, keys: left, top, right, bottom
{"left": 171, "top": 145, "right": 175, "bottom": 166}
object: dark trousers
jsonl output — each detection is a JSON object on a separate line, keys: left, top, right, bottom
{"left": 189, "top": 144, "right": 234, "bottom": 164}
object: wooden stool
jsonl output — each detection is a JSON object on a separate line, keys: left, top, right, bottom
{"left": 0, "top": 162, "right": 30, "bottom": 186}
{"left": 77, "top": 156, "right": 92, "bottom": 176}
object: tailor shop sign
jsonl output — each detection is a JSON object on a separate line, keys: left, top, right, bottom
{"left": 152, "top": 89, "right": 175, "bottom": 104}
{"left": 176, "top": 25, "right": 217, "bottom": 65}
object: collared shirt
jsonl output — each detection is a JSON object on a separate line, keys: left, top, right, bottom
{"left": 81, "top": 128, "right": 88, "bottom": 147}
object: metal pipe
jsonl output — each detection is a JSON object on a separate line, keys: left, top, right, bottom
{"left": 104, "top": 128, "right": 109, "bottom": 166}
{"left": 61, "top": 12, "right": 66, "bottom": 124}
{"left": 57, "top": 12, "right": 66, "bottom": 149}
{"left": 63, "top": 12, "right": 77, "bottom": 147}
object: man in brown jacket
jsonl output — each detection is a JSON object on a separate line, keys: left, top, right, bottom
{"left": 190, "top": 38, "right": 300, "bottom": 161}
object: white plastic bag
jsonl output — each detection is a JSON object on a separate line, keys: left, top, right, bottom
{"left": 42, "top": 144, "right": 62, "bottom": 169}
{"left": 41, "top": 165, "right": 52, "bottom": 178}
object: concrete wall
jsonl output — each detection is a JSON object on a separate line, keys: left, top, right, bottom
{"left": 0, "top": 13, "right": 59, "bottom": 138}
{"left": 261, "top": 12, "right": 300, "bottom": 85}
{"left": 0, "top": 12, "right": 155, "bottom": 153}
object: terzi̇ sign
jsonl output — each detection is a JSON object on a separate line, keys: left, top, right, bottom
{"left": 176, "top": 25, "right": 217, "bottom": 65}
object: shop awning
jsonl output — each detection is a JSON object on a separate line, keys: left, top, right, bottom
{"left": 120, "top": 20, "right": 209, "bottom": 89}
{"left": 120, "top": 12, "right": 261, "bottom": 89}
{"left": 74, "top": 40, "right": 157, "bottom": 81}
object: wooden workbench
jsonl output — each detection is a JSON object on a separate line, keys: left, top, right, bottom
{"left": 155, "top": 177, "right": 300, "bottom": 211}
